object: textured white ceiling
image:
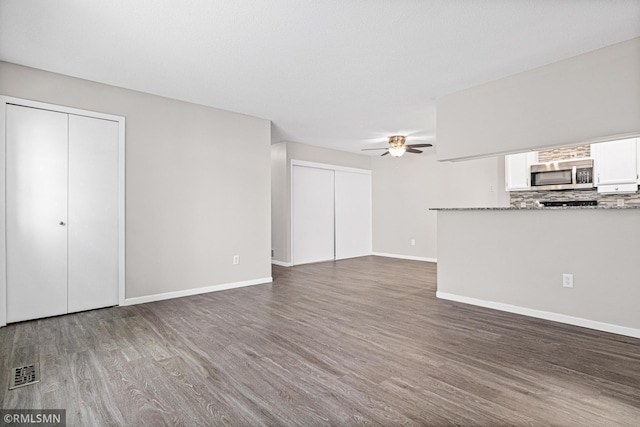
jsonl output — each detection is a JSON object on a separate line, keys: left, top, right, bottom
{"left": 1, "top": 0, "right": 639, "bottom": 154}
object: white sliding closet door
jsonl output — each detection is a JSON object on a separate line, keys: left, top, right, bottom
{"left": 6, "top": 105, "right": 69, "bottom": 322}
{"left": 5, "top": 103, "right": 120, "bottom": 323}
{"left": 335, "top": 171, "right": 371, "bottom": 260}
{"left": 292, "top": 166, "right": 335, "bottom": 265}
{"left": 68, "top": 115, "right": 119, "bottom": 313}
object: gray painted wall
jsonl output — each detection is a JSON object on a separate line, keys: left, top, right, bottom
{"left": 0, "top": 61, "right": 272, "bottom": 299}
{"left": 271, "top": 142, "right": 508, "bottom": 264}
{"left": 437, "top": 209, "right": 640, "bottom": 333}
{"left": 287, "top": 141, "right": 372, "bottom": 170}
{"left": 437, "top": 37, "right": 640, "bottom": 161}
{"left": 372, "top": 152, "right": 508, "bottom": 260}
{"left": 270, "top": 142, "right": 288, "bottom": 264}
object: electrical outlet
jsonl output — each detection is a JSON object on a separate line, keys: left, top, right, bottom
{"left": 410, "top": 239, "right": 416, "bottom": 246}
{"left": 233, "top": 255, "right": 239, "bottom": 265}
{"left": 617, "top": 199, "right": 625, "bottom": 207}
{"left": 562, "top": 273, "right": 573, "bottom": 288}
{"left": 520, "top": 202, "right": 526, "bottom": 208}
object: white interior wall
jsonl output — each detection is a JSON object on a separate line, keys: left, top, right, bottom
{"left": 437, "top": 37, "right": 640, "bottom": 161}
{"left": 372, "top": 152, "right": 508, "bottom": 260}
{"left": 0, "top": 61, "right": 272, "bottom": 301}
{"left": 437, "top": 209, "right": 640, "bottom": 337}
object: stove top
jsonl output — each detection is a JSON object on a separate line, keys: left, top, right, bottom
{"left": 540, "top": 200, "right": 598, "bottom": 207}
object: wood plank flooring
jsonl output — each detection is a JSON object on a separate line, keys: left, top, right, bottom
{"left": 2, "top": 256, "right": 640, "bottom": 426}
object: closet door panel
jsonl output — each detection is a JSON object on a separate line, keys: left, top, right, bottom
{"left": 67, "top": 115, "right": 119, "bottom": 313}
{"left": 335, "top": 171, "right": 371, "bottom": 260}
{"left": 292, "top": 166, "right": 335, "bottom": 265}
{"left": 6, "top": 105, "right": 69, "bottom": 322}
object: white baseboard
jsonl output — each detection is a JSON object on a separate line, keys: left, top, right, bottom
{"left": 271, "top": 259, "right": 292, "bottom": 267}
{"left": 436, "top": 291, "right": 640, "bottom": 339}
{"left": 274, "top": 255, "right": 435, "bottom": 266}
{"left": 124, "top": 277, "right": 273, "bottom": 306}
{"left": 371, "top": 252, "right": 437, "bottom": 263}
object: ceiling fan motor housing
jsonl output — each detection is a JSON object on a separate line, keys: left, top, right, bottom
{"left": 389, "top": 135, "right": 406, "bottom": 147}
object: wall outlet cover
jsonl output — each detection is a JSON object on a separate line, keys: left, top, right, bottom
{"left": 562, "top": 273, "right": 573, "bottom": 288}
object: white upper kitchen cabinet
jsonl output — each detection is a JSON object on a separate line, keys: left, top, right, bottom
{"left": 637, "top": 138, "right": 640, "bottom": 184}
{"left": 591, "top": 138, "right": 638, "bottom": 193}
{"left": 505, "top": 152, "right": 538, "bottom": 191}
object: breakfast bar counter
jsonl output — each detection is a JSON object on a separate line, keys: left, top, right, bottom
{"left": 431, "top": 205, "right": 640, "bottom": 211}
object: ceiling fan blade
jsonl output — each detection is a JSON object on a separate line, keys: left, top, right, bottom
{"left": 361, "top": 147, "right": 389, "bottom": 151}
{"left": 406, "top": 143, "right": 432, "bottom": 148}
{"left": 381, "top": 151, "right": 390, "bottom": 156}
{"left": 406, "top": 148, "right": 423, "bottom": 154}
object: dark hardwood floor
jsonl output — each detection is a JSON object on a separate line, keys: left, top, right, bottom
{"left": 2, "top": 256, "right": 639, "bottom": 426}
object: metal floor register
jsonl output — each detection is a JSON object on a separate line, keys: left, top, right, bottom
{"left": 9, "top": 363, "right": 40, "bottom": 390}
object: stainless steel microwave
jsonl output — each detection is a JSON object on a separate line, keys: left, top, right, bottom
{"left": 530, "top": 158, "right": 594, "bottom": 191}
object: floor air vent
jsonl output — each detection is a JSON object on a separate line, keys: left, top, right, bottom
{"left": 9, "top": 363, "right": 40, "bottom": 390}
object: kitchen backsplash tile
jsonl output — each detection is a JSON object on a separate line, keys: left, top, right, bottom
{"left": 537, "top": 144, "right": 591, "bottom": 162}
{"left": 510, "top": 189, "right": 640, "bottom": 208}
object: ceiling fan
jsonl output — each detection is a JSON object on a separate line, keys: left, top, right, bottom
{"left": 362, "top": 135, "right": 432, "bottom": 157}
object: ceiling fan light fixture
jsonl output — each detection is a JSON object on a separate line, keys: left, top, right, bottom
{"left": 362, "top": 134, "right": 430, "bottom": 157}
{"left": 388, "top": 146, "right": 406, "bottom": 157}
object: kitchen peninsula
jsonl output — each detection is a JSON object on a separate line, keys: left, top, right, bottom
{"left": 432, "top": 205, "right": 640, "bottom": 338}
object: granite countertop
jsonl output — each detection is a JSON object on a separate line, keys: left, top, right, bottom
{"left": 430, "top": 206, "right": 640, "bottom": 211}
